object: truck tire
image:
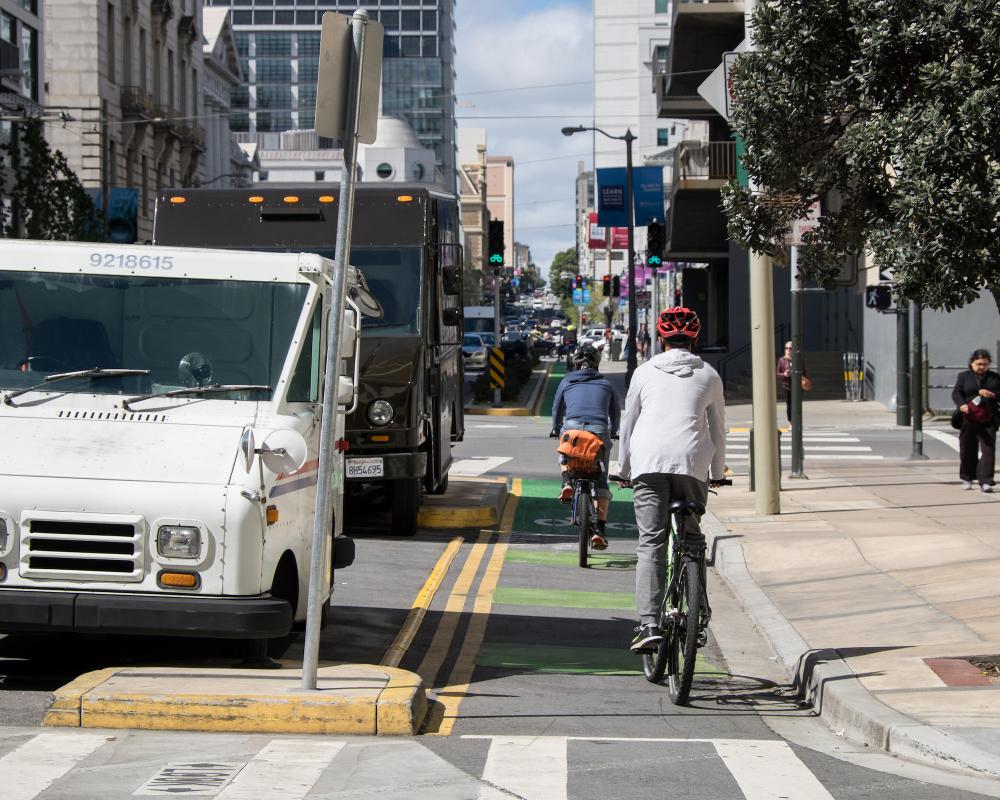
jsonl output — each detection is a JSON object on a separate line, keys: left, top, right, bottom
{"left": 390, "top": 478, "right": 420, "bottom": 536}
{"left": 428, "top": 472, "right": 449, "bottom": 495}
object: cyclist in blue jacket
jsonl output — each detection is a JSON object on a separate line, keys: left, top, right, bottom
{"left": 550, "top": 344, "right": 620, "bottom": 549}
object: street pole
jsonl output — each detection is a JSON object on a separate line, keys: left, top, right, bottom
{"left": 896, "top": 302, "right": 910, "bottom": 426}
{"left": 910, "top": 300, "right": 927, "bottom": 459}
{"left": 789, "top": 247, "right": 806, "bottom": 478}
{"left": 624, "top": 130, "right": 638, "bottom": 386}
{"left": 493, "top": 266, "right": 501, "bottom": 407}
{"left": 651, "top": 266, "right": 660, "bottom": 356}
{"left": 302, "top": 8, "right": 368, "bottom": 691}
{"left": 746, "top": 0, "right": 780, "bottom": 514}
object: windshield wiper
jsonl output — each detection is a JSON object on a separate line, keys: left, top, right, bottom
{"left": 4, "top": 368, "right": 152, "bottom": 406}
{"left": 122, "top": 383, "right": 270, "bottom": 412}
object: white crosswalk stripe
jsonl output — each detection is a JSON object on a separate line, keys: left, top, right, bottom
{"left": 450, "top": 456, "right": 513, "bottom": 477}
{"left": 0, "top": 731, "right": 842, "bottom": 800}
{"left": 0, "top": 732, "right": 110, "bottom": 800}
{"left": 724, "top": 429, "right": 883, "bottom": 461}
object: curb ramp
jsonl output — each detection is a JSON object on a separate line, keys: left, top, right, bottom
{"left": 44, "top": 663, "right": 427, "bottom": 736}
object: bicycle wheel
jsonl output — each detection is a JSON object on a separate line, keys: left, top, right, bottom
{"left": 666, "top": 559, "right": 701, "bottom": 705}
{"left": 577, "top": 485, "right": 591, "bottom": 568}
{"left": 642, "top": 626, "right": 669, "bottom": 683}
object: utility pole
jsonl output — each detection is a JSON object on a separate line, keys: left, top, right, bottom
{"left": 650, "top": 267, "right": 660, "bottom": 356}
{"left": 746, "top": 0, "right": 780, "bottom": 514}
{"left": 909, "top": 300, "right": 927, "bottom": 459}
{"left": 493, "top": 265, "right": 502, "bottom": 406}
{"left": 624, "top": 130, "right": 638, "bottom": 385}
{"left": 896, "top": 302, "right": 910, "bottom": 425}
{"left": 789, "top": 247, "right": 806, "bottom": 478}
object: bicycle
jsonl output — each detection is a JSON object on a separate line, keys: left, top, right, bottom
{"left": 611, "top": 475, "right": 732, "bottom": 704}
{"left": 564, "top": 465, "right": 603, "bottom": 568}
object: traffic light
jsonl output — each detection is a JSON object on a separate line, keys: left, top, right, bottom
{"left": 488, "top": 220, "right": 505, "bottom": 267}
{"left": 575, "top": 274, "right": 582, "bottom": 290}
{"left": 612, "top": 275, "right": 621, "bottom": 298}
{"left": 646, "top": 221, "right": 665, "bottom": 268}
{"left": 602, "top": 275, "right": 611, "bottom": 297}
{"left": 865, "top": 285, "right": 892, "bottom": 311}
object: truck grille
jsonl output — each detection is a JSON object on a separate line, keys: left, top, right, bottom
{"left": 20, "top": 515, "right": 145, "bottom": 581}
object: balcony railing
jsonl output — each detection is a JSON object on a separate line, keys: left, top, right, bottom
{"left": 180, "top": 123, "right": 206, "bottom": 150}
{"left": 676, "top": 140, "right": 737, "bottom": 181}
{"left": 120, "top": 86, "right": 153, "bottom": 118}
{"left": 152, "top": 106, "right": 182, "bottom": 137}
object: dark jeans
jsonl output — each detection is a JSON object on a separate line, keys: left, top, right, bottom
{"left": 959, "top": 421, "right": 996, "bottom": 485}
{"left": 783, "top": 385, "right": 792, "bottom": 423}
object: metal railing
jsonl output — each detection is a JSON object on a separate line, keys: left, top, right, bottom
{"left": 120, "top": 86, "right": 153, "bottom": 118}
{"left": 152, "top": 106, "right": 182, "bottom": 136}
{"left": 717, "top": 323, "right": 789, "bottom": 391}
{"left": 676, "top": 140, "right": 737, "bottom": 181}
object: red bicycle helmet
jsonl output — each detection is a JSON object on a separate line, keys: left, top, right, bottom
{"left": 656, "top": 307, "right": 701, "bottom": 340}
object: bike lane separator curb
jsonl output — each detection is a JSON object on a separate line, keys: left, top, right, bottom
{"left": 417, "top": 478, "right": 508, "bottom": 529}
{"left": 702, "top": 509, "right": 1000, "bottom": 780}
{"left": 42, "top": 663, "right": 427, "bottom": 736}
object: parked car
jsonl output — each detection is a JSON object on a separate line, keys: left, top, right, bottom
{"left": 462, "top": 333, "right": 488, "bottom": 370}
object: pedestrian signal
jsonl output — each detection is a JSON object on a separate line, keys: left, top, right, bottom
{"left": 488, "top": 220, "right": 505, "bottom": 267}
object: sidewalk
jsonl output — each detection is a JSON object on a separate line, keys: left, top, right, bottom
{"left": 705, "top": 416, "right": 1000, "bottom": 777}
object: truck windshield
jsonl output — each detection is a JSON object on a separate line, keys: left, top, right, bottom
{"left": 0, "top": 271, "right": 308, "bottom": 398}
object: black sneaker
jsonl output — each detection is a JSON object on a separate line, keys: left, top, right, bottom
{"left": 630, "top": 624, "right": 663, "bottom": 654}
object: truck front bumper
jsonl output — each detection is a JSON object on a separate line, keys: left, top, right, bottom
{"left": 0, "top": 590, "right": 293, "bottom": 639}
{"left": 345, "top": 451, "right": 427, "bottom": 481}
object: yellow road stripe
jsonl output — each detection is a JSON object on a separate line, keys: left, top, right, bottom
{"left": 380, "top": 536, "right": 464, "bottom": 668}
{"left": 424, "top": 479, "right": 521, "bottom": 736}
{"left": 427, "top": 532, "right": 510, "bottom": 736}
{"left": 415, "top": 530, "right": 492, "bottom": 687}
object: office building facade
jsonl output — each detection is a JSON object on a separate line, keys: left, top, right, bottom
{"left": 215, "top": 0, "right": 457, "bottom": 187}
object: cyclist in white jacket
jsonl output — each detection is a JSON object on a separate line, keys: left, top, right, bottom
{"left": 617, "top": 307, "right": 727, "bottom": 653}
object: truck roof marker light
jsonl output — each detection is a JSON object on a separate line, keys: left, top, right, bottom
{"left": 397, "top": 195, "right": 413, "bottom": 203}
{"left": 319, "top": 195, "right": 335, "bottom": 204}
{"left": 248, "top": 195, "right": 265, "bottom": 203}
{"left": 283, "top": 196, "right": 300, "bottom": 204}
{"left": 158, "top": 571, "right": 199, "bottom": 589}
{"left": 266, "top": 505, "right": 279, "bottom": 526}
{"left": 169, "top": 196, "right": 186, "bottom": 204}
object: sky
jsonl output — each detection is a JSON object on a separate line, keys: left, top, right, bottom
{"left": 454, "top": 0, "right": 594, "bottom": 280}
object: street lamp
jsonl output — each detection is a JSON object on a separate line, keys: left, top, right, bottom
{"left": 562, "top": 124, "right": 639, "bottom": 384}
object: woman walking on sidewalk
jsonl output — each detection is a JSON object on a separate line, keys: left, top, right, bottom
{"left": 952, "top": 349, "right": 1000, "bottom": 492}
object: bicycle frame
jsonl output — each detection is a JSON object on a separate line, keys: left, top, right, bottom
{"left": 569, "top": 475, "right": 599, "bottom": 527}
{"left": 664, "top": 508, "right": 712, "bottom": 627}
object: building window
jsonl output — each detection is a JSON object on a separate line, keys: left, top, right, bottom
{"left": 400, "top": 36, "right": 420, "bottom": 57}
{"left": 422, "top": 11, "right": 437, "bottom": 30}
{"left": 381, "top": 10, "right": 399, "bottom": 30}
{"left": 18, "top": 0, "right": 37, "bottom": 14}
{"left": 256, "top": 111, "right": 292, "bottom": 132}
{"left": 256, "top": 59, "right": 291, "bottom": 82}
{"left": 298, "top": 58, "right": 318, "bottom": 82}
{"left": 256, "top": 84, "right": 292, "bottom": 109}
{"left": 298, "top": 32, "right": 320, "bottom": 57}
{"left": 231, "top": 85, "right": 250, "bottom": 108}
{"left": 235, "top": 32, "right": 249, "bottom": 57}
{"left": 256, "top": 33, "right": 292, "bottom": 57}
{"left": 657, "top": 128, "right": 669, "bottom": 147}
{"left": 141, "top": 155, "right": 149, "bottom": 215}
{"left": 108, "top": 139, "right": 116, "bottom": 187}
{"left": 232, "top": 10, "right": 251, "bottom": 24}
{"left": 275, "top": 10, "right": 294, "bottom": 24}
{"left": 421, "top": 36, "right": 437, "bottom": 57}
{"left": 296, "top": 11, "right": 315, "bottom": 25}
{"left": 19, "top": 24, "right": 37, "bottom": 101}
{"left": 123, "top": 17, "right": 132, "bottom": 85}
{"left": 299, "top": 111, "right": 315, "bottom": 129}
{"left": 167, "top": 49, "right": 174, "bottom": 107}
{"left": 401, "top": 10, "right": 420, "bottom": 30}
{"left": 106, "top": 3, "right": 116, "bottom": 84}
{"left": 139, "top": 28, "right": 147, "bottom": 91}
{"left": 230, "top": 111, "right": 250, "bottom": 132}
{"left": 298, "top": 85, "right": 316, "bottom": 109}
{"left": 655, "top": 0, "right": 669, "bottom": 12}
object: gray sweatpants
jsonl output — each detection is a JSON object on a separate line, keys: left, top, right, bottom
{"left": 633, "top": 473, "right": 709, "bottom": 625}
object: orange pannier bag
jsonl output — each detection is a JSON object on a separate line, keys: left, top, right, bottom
{"left": 556, "top": 429, "right": 605, "bottom": 474}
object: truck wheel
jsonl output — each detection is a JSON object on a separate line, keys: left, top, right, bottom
{"left": 390, "top": 478, "right": 421, "bottom": 536}
{"left": 428, "top": 472, "right": 449, "bottom": 495}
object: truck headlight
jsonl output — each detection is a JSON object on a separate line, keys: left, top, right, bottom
{"left": 367, "top": 399, "right": 394, "bottom": 426}
{"left": 157, "top": 526, "right": 202, "bottom": 559}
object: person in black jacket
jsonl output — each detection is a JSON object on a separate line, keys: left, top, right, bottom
{"left": 550, "top": 344, "right": 621, "bottom": 549}
{"left": 952, "top": 349, "right": 1000, "bottom": 492}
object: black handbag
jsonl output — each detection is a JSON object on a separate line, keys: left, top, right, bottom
{"left": 950, "top": 408, "right": 964, "bottom": 430}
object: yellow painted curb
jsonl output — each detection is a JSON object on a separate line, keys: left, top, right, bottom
{"left": 417, "top": 505, "right": 497, "bottom": 528}
{"left": 463, "top": 405, "right": 534, "bottom": 416}
{"left": 43, "top": 667, "right": 120, "bottom": 728}
{"left": 44, "top": 664, "right": 427, "bottom": 736}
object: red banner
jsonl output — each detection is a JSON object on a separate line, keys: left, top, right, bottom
{"left": 587, "top": 212, "right": 629, "bottom": 250}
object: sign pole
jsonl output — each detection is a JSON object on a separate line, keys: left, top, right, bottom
{"left": 302, "top": 9, "right": 369, "bottom": 692}
{"left": 493, "top": 266, "right": 502, "bottom": 407}
{"left": 789, "top": 247, "right": 806, "bottom": 478}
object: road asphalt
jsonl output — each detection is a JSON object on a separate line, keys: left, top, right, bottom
{"left": 1, "top": 356, "right": 999, "bottom": 798}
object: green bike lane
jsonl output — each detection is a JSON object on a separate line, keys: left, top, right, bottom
{"left": 446, "top": 475, "right": 755, "bottom": 740}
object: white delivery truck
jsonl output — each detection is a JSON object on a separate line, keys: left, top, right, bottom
{"left": 0, "top": 240, "right": 376, "bottom": 643}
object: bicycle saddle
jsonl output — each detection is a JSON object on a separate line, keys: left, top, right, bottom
{"left": 669, "top": 500, "right": 706, "bottom": 516}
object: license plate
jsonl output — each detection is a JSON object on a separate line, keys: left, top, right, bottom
{"left": 346, "top": 457, "right": 384, "bottom": 479}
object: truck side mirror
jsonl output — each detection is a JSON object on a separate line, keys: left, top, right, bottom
{"left": 341, "top": 307, "right": 358, "bottom": 358}
{"left": 443, "top": 307, "right": 462, "bottom": 327}
{"left": 442, "top": 265, "right": 462, "bottom": 296}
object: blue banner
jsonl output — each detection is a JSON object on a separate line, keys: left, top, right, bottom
{"left": 596, "top": 166, "right": 665, "bottom": 228}
{"left": 632, "top": 166, "right": 665, "bottom": 227}
{"left": 572, "top": 288, "right": 583, "bottom": 305}
{"left": 596, "top": 168, "right": 627, "bottom": 227}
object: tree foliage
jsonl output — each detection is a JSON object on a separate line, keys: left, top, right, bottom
{"left": 1, "top": 120, "right": 101, "bottom": 240}
{"left": 547, "top": 247, "right": 579, "bottom": 299}
{"left": 722, "top": 0, "right": 1000, "bottom": 312}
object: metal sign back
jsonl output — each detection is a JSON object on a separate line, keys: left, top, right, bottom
{"left": 315, "top": 11, "right": 384, "bottom": 144}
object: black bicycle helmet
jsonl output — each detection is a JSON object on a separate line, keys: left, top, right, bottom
{"left": 573, "top": 343, "right": 601, "bottom": 369}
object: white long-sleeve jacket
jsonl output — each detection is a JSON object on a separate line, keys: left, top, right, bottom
{"left": 618, "top": 349, "right": 726, "bottom": 482}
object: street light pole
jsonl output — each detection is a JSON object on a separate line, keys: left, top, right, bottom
{"left": 624, "top": 130, "right": 638, "bottom": 383}
{"left": 561, "top": 124, "right": 640, "bottom": 384}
